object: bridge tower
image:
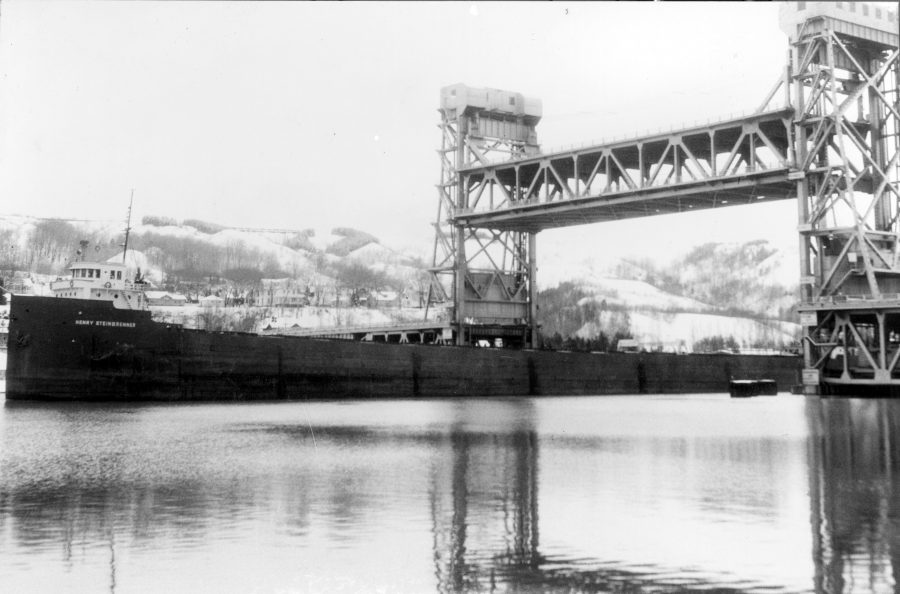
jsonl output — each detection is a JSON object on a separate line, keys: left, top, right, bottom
{"left": 783, "top": 2, "right": 900, "bottom": 393}
{"left": 428, "top": 84, "right": 542, "bottom": 347}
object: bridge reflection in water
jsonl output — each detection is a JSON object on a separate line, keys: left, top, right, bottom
{"left": 1, "top": 396, "right": 899, "bottom": 592}
{"left": 432, "top": 398, "right": 900, "bottom": 593}
{"left": 429, "top": 403, "right": 539, "bottom": 593}
{"left": 429, "top": 398, "right": 814, "bottom": 593}
{"left": 807, "top": 398, "right": 900, "bottom": 593}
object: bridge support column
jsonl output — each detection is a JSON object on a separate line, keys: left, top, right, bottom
{"left": 786, "top": 4, "right": 900, "bottom": 395}
{"left": 429, "top": 85, "right": 542, "bottom": 348}
{"left": 528, "top": 232, "right": 538, "bottom": 349}
{"left": 454, "top": 223, "right": 467, "bottom": 346}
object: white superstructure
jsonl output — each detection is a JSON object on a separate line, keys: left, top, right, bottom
{"left": 49, "top": 261, "right": 149, "bottom": 310}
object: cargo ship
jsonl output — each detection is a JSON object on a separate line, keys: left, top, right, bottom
{"left": 3, "top": 259, "right": 801, "bottom": 401}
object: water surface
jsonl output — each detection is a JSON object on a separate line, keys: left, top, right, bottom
{"left": 0, "top": 391, "right": 897, "bottom": 593}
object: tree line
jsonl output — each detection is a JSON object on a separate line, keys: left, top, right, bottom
{"left": 537, "top": 282, "right": 633, "bottom": 351}
{"left": 0, "top": 220, "right": 119, "bottom": 275}
{"left": 615, "top": 240, "right": 798, "bottom": 322}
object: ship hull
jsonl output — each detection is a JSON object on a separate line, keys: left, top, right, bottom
{"left": 5, "top": 296, "right": 801, "bottom": 401}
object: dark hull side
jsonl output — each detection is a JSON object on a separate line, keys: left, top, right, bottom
{"left": 5, "top": 296, "right": 801, "bottom": 401}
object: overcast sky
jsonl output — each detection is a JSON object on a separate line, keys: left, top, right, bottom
{"left": 2, "top": 1, "right": 805, "bottom": 265}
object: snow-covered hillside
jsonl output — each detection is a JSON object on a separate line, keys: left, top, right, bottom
{"left": 576, "top": 308, "right": 798, "bottom": 351}
{"left": 0, "top": 215, "right": 425, "bottom": 287}
{"left": 578, "top": 277, "right": 712, "bottom": 312}
{"left": 539, "top": 240, "right": 801, "bottom": 351}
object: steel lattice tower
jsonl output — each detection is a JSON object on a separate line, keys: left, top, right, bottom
{"left": 428, "top": 84, "right": 542, "bottom": 347}
{"left": 783, "top": 2, "right": 900, "bottom": 393}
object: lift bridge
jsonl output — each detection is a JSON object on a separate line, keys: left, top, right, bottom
{"left": 425, "top": 2, "right": 899, "bottom": 395}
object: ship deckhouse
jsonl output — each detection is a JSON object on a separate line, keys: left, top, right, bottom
{"left": 50, "top": 261, "right": 148, "bottom": 310}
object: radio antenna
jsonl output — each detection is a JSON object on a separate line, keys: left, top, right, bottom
{"left": 122, "top": 189, "right": 134, "bottom": 264}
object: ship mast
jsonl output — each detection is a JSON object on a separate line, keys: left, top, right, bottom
{"left": 122, "top": 189, "right": 134, "bottom": 265}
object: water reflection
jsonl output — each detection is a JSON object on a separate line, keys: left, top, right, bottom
{"left": 441, "top": 397, "right": 813, "bottom": 593}
{"left": 807, "top": 398, "right": 900, "bottom": 593}
{"left": 429, "top": 405, "right": 539, "bottom": 592}
{"left": 0, "top": 395, "right": 897, "bottom": 592}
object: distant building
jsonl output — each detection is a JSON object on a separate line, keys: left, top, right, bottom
{"left": 261, "top": 279, "right": 310, "bottom": 308}
{"left": 617, "top": 338, "right": 641, "bottom": 353}
{"left": 372, "top": 290, "right": 399, "bottom": 307}
{"left": 3, "top": 273, "right": 36, "bottom": 296}
{"left": 145, "top": 291, "right": 188, "bottom": 307}
{"left": 199, "top": 295, "right": 225, "bottom": 308}
{"left": 272, "top": 289, "right": 309, "bottom": 308}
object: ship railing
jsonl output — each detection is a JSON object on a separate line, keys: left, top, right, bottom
{"left": 50, "top": 277, "right": 147, "bottom": 292}
{"left": 263, "top": 321, "right": 452, "bottom": 337}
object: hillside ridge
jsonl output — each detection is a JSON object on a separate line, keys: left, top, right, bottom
{"left": 0, "top": 215, "right": 800, "bottom": 350}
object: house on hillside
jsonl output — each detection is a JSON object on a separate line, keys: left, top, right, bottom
{"left": 371, "top": 290, "right": 399, "bottom": 307}
{"left": 272, "top": 288, "right": 309, "bottom": 308}
{"left": 260, "top": 279, "right": 310, "bottom": 308}
{"left": 2, "top": 273, "right": 36, "bottom": 296}
{"left": 145, "top": 291, "right": 188, "bottom": 307}
{"left": 199, "top": 295, "right": 225, "bottom": 308}
{"left": 617, "top": 338, "right": 641, "bottom": 353}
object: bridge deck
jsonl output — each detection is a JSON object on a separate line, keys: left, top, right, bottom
{"left": 453, "top": 108, "right": 796, "bottom": 232}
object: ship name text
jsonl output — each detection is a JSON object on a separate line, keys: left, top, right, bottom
{"left": 75, "top": 320, "right": 137, "bottom": 328}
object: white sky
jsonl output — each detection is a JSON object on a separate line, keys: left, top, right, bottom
{"left": 1, "top": 1, "right": 807, "bottom": 265}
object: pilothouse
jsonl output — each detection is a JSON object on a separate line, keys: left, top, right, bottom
{"left": 50, "top": 261, "right": 148, "bottom": 310}
{"left": 48, "top": 190, "right": 148, "bottom": 310}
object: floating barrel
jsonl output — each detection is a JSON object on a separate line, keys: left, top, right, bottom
{"left": 730, "top": 380, "right": 758, "bottom": 398}
{"left": 730, "top": 379, "right": 778, "bottom": 398}
{"left": 757, "top": 379, "right": 777, "bottom": 395}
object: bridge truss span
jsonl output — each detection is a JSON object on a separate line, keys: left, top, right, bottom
{"left": 454, "top": 108, "right": 796, "bottom": 232}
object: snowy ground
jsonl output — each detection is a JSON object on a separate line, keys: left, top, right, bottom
{"left": 571, "top": 275, "right": 800, "bottom": 351}
{"left": 578, "top": 277, "right": 713, "bottom": 312}
{"left": 627, "top": 311, "right": 797, "bottom": 350}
